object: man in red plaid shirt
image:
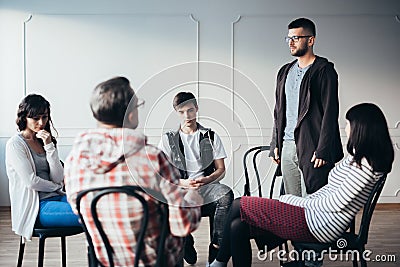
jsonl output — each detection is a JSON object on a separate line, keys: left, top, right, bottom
{"left": 65, "top": 76, "right": 202, "bottom": 267}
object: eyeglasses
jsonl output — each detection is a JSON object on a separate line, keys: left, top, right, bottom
{"left": 134, "top": 98, "right": 145, "bottom": 109}
{"left": 285, "top": 35, "right": 313, "bottom": 43}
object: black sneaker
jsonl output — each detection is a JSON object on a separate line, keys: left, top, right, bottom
{"left": 207, "top": 243, "right": 219, "bottom": 265}
{"left": 184, "top": 234, "right": 197, "bottom": 265}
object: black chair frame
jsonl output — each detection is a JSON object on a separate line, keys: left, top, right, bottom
{"left": 17, "top": 226, "right": 83, "bottom": 267}
{"left": 243, "top": 145, "right": 289, "bottom": 266}
{"left": 291, "top": 174, "right": 387, "bottom": 267}
{"left": 76, "top": 186, "right": 169, "bottom": 267}
{"left": 243, "top": 146, "right": 268, "bottom": 197}
{"left": 16, "top": 160, "right": 84, "bottom": 267}
{"left": 243, "top": 145, "right": 284, "bottom": 198}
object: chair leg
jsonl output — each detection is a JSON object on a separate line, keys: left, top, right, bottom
{"left": 294, "top": 247, "right": 306, "bottom": 267}
{"left": 360, "top": 257, "right": 367, "bottom": 267}
{"left": 87, "top": 245, "right": 98, "bottom": 267}
{"left": 209, "top": 216, "right": 214, "bottom": 243}
{"left": 61, "top": 236, "right": 67, "bottom": 267}
{"left": 353, "top": 257, "right": 359, "bottom": 267}
{"left": 359, "top": 248, "right": 367, "bottom": 267}
{"left": 38, "top": 235, "right": 46, "bottom": 267}
{"left": 17, "top": 236, "right": 25, "bottom": 267}
{"left": 279, "top": 244, "right": 284, "bottom": 266}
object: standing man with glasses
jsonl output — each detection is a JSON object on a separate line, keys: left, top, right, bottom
{"left": 269, "top": 19, "right": 343, "bottom": 266}
{"left": 269, "top": 17, "right": 343, "bottom": 197}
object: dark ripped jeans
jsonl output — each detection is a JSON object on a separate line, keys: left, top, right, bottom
{"left": 198, "top": 182, "right": 234, "bottom": 246}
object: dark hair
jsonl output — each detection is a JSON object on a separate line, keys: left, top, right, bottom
{"left": 345, "top": 103, "right": 394, "bottom": 174}
{"left": 90, "top": 76, "right": 135, "bottom": 127}
{"left": 16, "top": 94, "right": 57, "bottom": 146}
{"left": 288, "top": 17, "right": 316, "bottom": 36}
{"left": 173, "top": 92, "right": 197, "bottom": 110}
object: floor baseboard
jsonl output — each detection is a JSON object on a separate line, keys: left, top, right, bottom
{"left": 375, "top": 203, "right": 400, "bottom": 210}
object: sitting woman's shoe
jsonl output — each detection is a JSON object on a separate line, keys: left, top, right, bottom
{"left": 208, "top": 259, "right": 227, "bottom": 267}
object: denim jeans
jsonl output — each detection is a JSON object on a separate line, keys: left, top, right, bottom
{"left": 198, "top": 183, "right": 233, "bottom": 246}
{"left": 38, "top": 195, "right": 81, "bottom": 227}
{"left": 281, "top": 140, "right": 303, "bottom": 196}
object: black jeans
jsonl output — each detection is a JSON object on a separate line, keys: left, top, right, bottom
{"left": 198, "top": 182, "right": 233, "bottom": 245}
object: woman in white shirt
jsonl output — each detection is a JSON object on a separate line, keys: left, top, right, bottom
{"left": 6, "top": 94, "right": 80, "bottom": 242}
{"left": 210, "top": 103, "right": 394, "bottom": 267}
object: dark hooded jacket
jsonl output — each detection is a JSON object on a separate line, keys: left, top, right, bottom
{"left": 270, "top": 56, "right": 344, "bottom": 192}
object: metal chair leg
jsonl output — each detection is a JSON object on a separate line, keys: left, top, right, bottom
{"left": 87, "top": 245, "right": 98, "bottom": 267}
{"left": 61, "top": 236, "right": 67, "bottom": 267}
{"left": 360, "top": 257, "right": 367, "bottom": 267}
{"left": 38, "top": 236, "right": 46, "bottom": 267}
{"left": 209, "top": 215, "right": 214, "bottom": 242}
{"left": 359, "top": 248, "right": 366, "bottom": 267}
{"left": 17, "top": 236, "right": 25, "bottom": 267}
{"left": 353, "top": 257, "right": 359, "bottom": 267}
{"left": 279, "top": 244, "right": 285, "bottom": 266}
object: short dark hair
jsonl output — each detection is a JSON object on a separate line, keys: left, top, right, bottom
{"left": 90, "top": 76, "right": 135, "bottom": 127}
{"left": 288, "top": 17, "right": 316, "bottom": 36}
{"left": 16, "top": 94, "right": 57, "bottom": 146}
{"left": 345, "top": 103, "right": 394, "bottom": 174}
{"left": 173, "top": 92, "right": 197, "bottom": 110}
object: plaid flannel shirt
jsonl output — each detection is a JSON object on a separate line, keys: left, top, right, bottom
{"left": 65, "top": 128, "right": 201, "bottom": 267}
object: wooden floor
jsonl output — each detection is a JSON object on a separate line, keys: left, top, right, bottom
{"left": 0, "top": 207, "right": 399, "bottom": 267}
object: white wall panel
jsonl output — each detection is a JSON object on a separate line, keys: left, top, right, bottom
{"left": 0, "top": 1, "right": 399, "bottom": 205}
{"left": 24, "top": 13, "right": 198, "bottom": 136}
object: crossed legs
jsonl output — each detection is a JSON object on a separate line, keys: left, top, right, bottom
{"left": 211, "top": 197, "right": 318, "bottom": 267}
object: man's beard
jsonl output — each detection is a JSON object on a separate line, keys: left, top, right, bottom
{"left": 291, "top": 45, "right": 308, "bottom": 57}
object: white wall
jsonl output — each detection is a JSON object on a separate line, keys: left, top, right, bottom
{"left": 1, "top": 0, "right": 399, "bottom": 205}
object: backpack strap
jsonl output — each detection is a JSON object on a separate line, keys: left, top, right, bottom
{"left": 206, "top": 130, "right": 215, "bottom": 144}
{"left": 199, "top": 129, "right": 216, "bottom": 177}
{"left": 166, "top": 131, "right": 188, "bottom": 179}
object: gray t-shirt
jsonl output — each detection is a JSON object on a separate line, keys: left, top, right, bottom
{"left": 283, "top": 62, "right": 311, "bottom": 140}
{"left": 22, "top": 137, "right": 59, "bottom": 200}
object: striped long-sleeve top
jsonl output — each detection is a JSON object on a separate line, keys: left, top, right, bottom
{"left": 279, "top": 155, "right": 382, "bottom": 243}
{"left": 65, "top": 128, "right": 202, "bottom": 267}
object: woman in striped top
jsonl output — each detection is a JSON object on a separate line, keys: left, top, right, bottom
{"left": 209, "top": 103, "right": 394, "bottom": 267}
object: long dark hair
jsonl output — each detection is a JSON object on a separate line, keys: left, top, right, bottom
{"left": 16, "top": 94, "right": 58, "bottom": 146}
{"left": 345, "top": 103, "right": 394, "bottom": 174}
